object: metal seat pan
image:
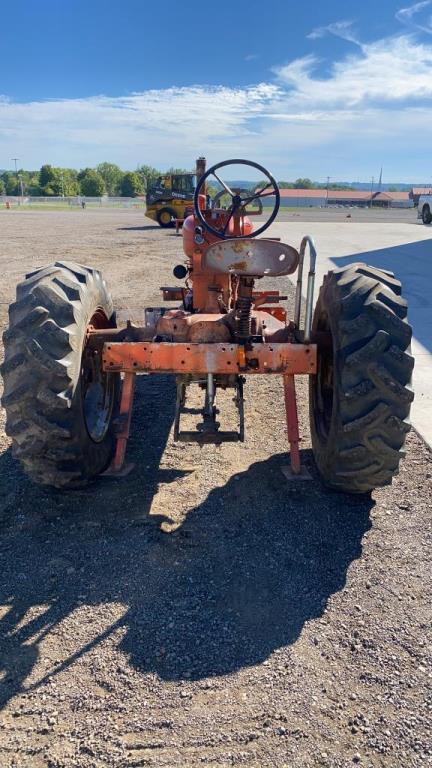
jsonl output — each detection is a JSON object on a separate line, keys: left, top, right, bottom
{"left": 203, "top": 238, "right": 299, "bottom": 277}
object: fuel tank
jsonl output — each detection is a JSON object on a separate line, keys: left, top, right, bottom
{"left": 182, "top": 212, "right": 253, "bottom": 259}
{"left": 156, "top": 308, "right": 287, "bottom": 343}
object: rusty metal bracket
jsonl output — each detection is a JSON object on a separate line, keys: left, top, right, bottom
{"left": 102, "top": 342, "right": 317, "bottom": 375}
{"left": 282, "top": 373, "right": 301, "bottom": 474}
{"left": 103, "top": 372, "right": 136, "bottom": 477}
{"left": 280, "top": 372, "right": 311, "bottom": 480}
{"left": 281, "top": 464, "right": 312, "bottom": 481}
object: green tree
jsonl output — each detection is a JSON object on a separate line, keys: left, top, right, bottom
{"left": 166, "top": 167, "right": 191, "bottom": 174}
{"left": 136, "top": 165, "right": 160, "bottom": 192}
{"left": 2, "top": 172, "right": 20, "bottom": 195}
{"left": 61, "top": 169, "right": 80, "bottom": 196}
{"left": 39, "top": 165, "right": 79, "bottom": 196}
{"left": 316, "top": 182, "right": 353, "bottom": 191}
{"left": 79, "top": 169, "right": 105, "bottom": 196}
{"left": 252, "top": 180, "right": 277, "bottom": 192}
{"left": 39, "top": 164, "right": 59, "bottom": 194}
{"left": 330, "top": 183, "right": 352, "bottom": 191}
{"left": 119, "top": 171, "right": 144, "bottom": 197}
{"left": 0, "top": 169, "right": 39, "bottom": 196}
{"left": 96, "top": 162, "right": 123, "bottom": 196}
{"left": 19, "top": 171, "right": 40, "bottom": 195}
{"left": 205, "top": 182, "right": 218, "bottom": 199}
{"left": 294, "top": 178, "right": 314, "bottom": 189}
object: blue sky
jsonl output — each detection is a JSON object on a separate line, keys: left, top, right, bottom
{"left": 1, "top": 0, "right": 432, "bottom": 180}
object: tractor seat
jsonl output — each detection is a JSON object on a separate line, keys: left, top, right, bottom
{"left": 203, "top": 238, "right": 299, "bottom": 277}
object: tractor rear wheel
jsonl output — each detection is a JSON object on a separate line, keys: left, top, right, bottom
{"left": 309, "top": 263, "right": 414, "bottom": 493}
{"left": 156, "top": 207, "right": 176, "bottom": 228}
{"left": 1, "top": 261, "right": 119, "bottom": 488}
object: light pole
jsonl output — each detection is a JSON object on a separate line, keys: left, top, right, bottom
{"left": 370, "top": 176, "right": 374, "bottom": 209}
{"left": 11, "top": 157, "right": 24, "bottom": 204}
{"left": 326, "top": 176, "right": 330, "bottom": 207}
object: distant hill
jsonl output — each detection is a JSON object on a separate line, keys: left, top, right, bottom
{"left": 224, "top": 180, "right": 257, "bottom": 189}
{"left": 225, "top": 179, "right": 431, "bottom": 192}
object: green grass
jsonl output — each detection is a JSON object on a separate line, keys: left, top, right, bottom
{"left": 1, "top": 202, "right": 146, "bottom": 212}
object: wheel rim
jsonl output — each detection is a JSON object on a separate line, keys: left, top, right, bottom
{"left": 313, "top": 313, "right": 334, "bottom": 441}
{"left": 160, "top": 211, "right": 171, "bottom": 224}
{"left": 82, "top": 310, "right": 116, "bottom": 443}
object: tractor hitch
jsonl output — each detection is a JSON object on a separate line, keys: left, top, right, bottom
{"left": 174, "top": 374, "right": 245, "bottom": 445}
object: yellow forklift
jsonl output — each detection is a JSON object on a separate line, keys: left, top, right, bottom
{"left": 145, "top": 171, "right": 196, "bottom": 227}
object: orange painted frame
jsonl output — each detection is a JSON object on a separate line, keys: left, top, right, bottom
{"left": 102, "top": 342, "right": 317, "bottom": 375}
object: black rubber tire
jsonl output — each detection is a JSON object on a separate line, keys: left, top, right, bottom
{"left": 422, "top": 205, "right": 432, "bottom": 225}
{"left": 309, "top": 263, "right": 414, "bottom": 494}
{"left": 1, "top": 261, "right": 119, "bottom": 489}
{"left": 156, "top": 207, "right": 176, "bottom": 228}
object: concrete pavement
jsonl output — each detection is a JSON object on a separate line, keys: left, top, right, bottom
{"left": 268, "top": 219, "right": 432, "bottom": 447}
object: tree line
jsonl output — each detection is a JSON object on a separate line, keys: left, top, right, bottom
{"left": 275, "top": 179, "right": 399, "bottom": 193}
{"left": 276, "top": 178, "right": 353, "bottom": 191}
{"left": 0, "top": 164, "right": 182, "bottom": 198}
{"left": 0, "top": 163, "right": 359, "bottom": 198}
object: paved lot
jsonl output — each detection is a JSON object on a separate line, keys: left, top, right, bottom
{"left": 0, "top": 209, "right": 430, "bottom": 768}
{"left": 266, "top": 216, "right": 432, "bottom": 446}
{"left": 268, "top": 208, "right": 417, "bottom": 225}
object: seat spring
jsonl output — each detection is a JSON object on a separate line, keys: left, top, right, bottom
{"left": 236, "top": 296, "right": 252, "bottom": 339}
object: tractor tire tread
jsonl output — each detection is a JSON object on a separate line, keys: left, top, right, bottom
{"left": 309, "top": 263, "right": 413, "bottom": 493}
{"left": 1, "top": 261, "right": 117, "bottom": 488}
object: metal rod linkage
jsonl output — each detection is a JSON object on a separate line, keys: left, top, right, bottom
{"left": 283, "top": 373, "right": 301, "bottom": 474}
{"left": 206, "top": 373, "right": 215, "bottom": 414}
{"left": 294, "top": 235, "right": 317, "bottom": 343}
{"left": 104, "top": 372, "right": 136, "bottom": 476}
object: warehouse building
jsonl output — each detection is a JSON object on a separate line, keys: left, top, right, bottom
{"left": 264, "top": 188, "right": 412, "bottom": 208}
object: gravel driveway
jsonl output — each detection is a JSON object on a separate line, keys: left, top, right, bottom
{"left": 0, "top": 209, "right": 430, "bottom": 767}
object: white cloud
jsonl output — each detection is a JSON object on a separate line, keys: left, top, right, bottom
{"left": 307, "top": 20, "right": 360, "bottom": 45}
{"left": 273, "top": 35, "right": 432, "bottom": 106}
{"left": 0, "top": 85, "right": 281, "bottom": 169}
{"left": 1, "top": 31, "right": 432, "bottom": 180}
{"left": 396, "top": 1, "right": 432, "bottom": 34}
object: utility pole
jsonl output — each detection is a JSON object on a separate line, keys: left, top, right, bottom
{"left": 370, "top": 176, "right": 374, "bottom": 209}
{"left": 326, "top": 176, "right": 330, "bottom": 207}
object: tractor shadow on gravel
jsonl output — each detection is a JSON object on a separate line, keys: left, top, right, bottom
{"left": 0, "top": 374, "right": 374, "bottom": 706}
{"left": 119, "top": 467, "right": 373, "bottom": 682}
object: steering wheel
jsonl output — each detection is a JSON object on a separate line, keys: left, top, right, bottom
{"left": 212, "top": 187, "right": 263, "bottom": 216}
{"left": 194, "top": 159, "right": 280, "bottom": 239}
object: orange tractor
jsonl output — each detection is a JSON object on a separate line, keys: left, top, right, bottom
{"left": 1, "top": 158, "right": 413, "bottom": 493}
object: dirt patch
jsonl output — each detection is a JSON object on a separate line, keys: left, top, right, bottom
{"left": 0, "top": 209, "right": 430, "bottom": 767}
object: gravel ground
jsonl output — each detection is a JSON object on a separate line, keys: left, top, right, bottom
{"left": 0, "top": 209, "right": 431, "bottom": 768}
